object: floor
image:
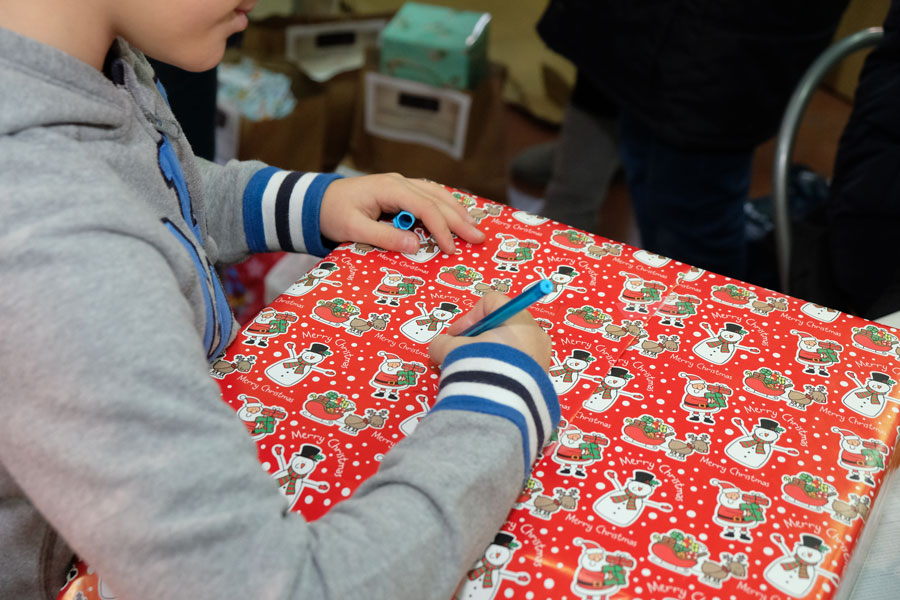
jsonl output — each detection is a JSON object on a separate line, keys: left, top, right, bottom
{"left": 503, "top": 87, "right": 855, "bottom": 252}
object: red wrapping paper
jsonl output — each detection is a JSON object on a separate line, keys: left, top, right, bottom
{"left": 60, "top": 191, "right": 900, "bottom": 600}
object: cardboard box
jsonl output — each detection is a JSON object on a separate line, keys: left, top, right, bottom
{"left": 379, "top": 2, "right": 490, "bottom": 90}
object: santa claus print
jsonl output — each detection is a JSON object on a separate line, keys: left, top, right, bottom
{"left": 270, "top": 443, "right": 329, "bottom": 512}
{"left": 454, "top": 532, "right": 529, "bottom": 600}
{"left": 549, "top": 349, "right": 601, "bottom": 396}
{"left": 692, "top": 321, "right": 759, "bottom": 365}
{"left": 618, "top": 271, "right": 666, "bottom": 314}
{"left": 593, "top": 469, "right": 672, "bottom": 527}
{"left": 373, "top": 267, "right": 424, "bottom": 306}
{"left": 264, "top": 341, "right": 336, "bottom": 387}
{"left": 709, "top": 479, "right": 770, "bottom": 543}
{"left": 241, "top": 308, "right": 298, "bottom": 347}
{"left": 789, "top": 329, "right": 842, "bottom": 377}
{"left": 678, "top": 372, "right": 732, "bottom": 424}
{"left": 841, "top": 370, "right": 900, "bottom": 418}
{"left": 491, "top": 233, "right": 540, "bottom": 272}
{"left": 656, "top": 292, "right": 700, "bottom": 328}
{"left": 763, "top": 533, "right": 839, "bottom": 598}
{"left": 527, "top": 265, "right": 587, "bottom": 303}
{"left": 582, "top": 366, "right": 643, "bottom": 413}
{"left": 235, "top": 394, "right": 287, "bottom": 441}
{"left": 283, "top": 261, "right": 341, "bottom": 297}
{"left": 399, "top": 301, "right": 461, "bottom": 344}
{"left": 552, "top": 421, "right": 609, "bottom": 478}
{"left": 724, "top": 417, "right": 799, "bottom": 469}
{"left": 570, "top": 538, "right": 635, "bottom": 600}
{"left": 369, "top": 351, "right": 427, "bottom": 401}
{"left": 831, "top": 427, "right": 888, "bottom": 487}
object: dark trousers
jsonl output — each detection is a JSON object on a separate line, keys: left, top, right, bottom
{"left": 619, "top": 113, "right": 753, "bottom": 280}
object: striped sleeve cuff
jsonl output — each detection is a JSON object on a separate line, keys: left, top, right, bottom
{"left": 242, "top": 168, "right": 343, "bottom": 257}
{"left": 430, "top": 342, "right": 560, "bottom": 479}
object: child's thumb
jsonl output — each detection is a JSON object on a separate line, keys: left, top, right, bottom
{"left": 428, "top": 334, "right": 464, "bottom": 366}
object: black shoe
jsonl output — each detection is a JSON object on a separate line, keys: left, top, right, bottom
{"left": 243, "top": 338, "right": 255, "bottom": 345}
{"left": 819, "top": 369, "right": 830, "bottom": 377}
{"left": 849, "top": 473, "right": 860, "bottom": 481}
{"left": 558, "top": 466, "right": 571, "bottom": 475}
{"left": 688, "top": 415, "right": 700, "bottom": 422}
{"left": 373, "top": 390, "right": 385, "bottom": 398}
{"left": 390, "top": 300, "right": 399, "bottom": 306}
{"left": 660, "top": 318, "right": 671, "bottom": 325}
{"left": 703, "top": 417, "right": 715, "bottom": 424}
{"left": 865, "top": 477, "right": 875, "bottom": 486}
{"left": 739, "top": 533, "right": 752, "bottom": 542}
{"left": 388, "top": 393, "right": 399, "bottom": 401}
{"left": 575, "top": 470, "right": 587, "bottom": 478}
{"left": 723, "top": 531, "right": 735, "bottom": 539}
{"left": 804, "top": 367, "right": 816, "bottom": 374}
{"left": 674, "top": 320, "right": 685, "bottom": 328}
{"left": 258, "top": 340, "right": 268, "bottom": 348}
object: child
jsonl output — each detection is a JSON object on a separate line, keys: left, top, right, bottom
{"left": 0, "top": 2, "right": 559, "bottom": 599}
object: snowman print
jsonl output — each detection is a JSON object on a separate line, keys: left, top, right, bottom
{"left": 282, "top": 261, "right": 341, "bottom": 297}
{"left": 454, "top": 532, "right": 529, "bottom": 600}
{"left": 399, "top": 301, "right": 461, "bottom": 344}
{"left": 724, "top": 417, "right": 799, "bottom": 469}
{"left": 270, "top": 443, "right": 329, "bottom": 512}
{"left": 593, "top": 469, "right": 672, "bottom": 527}
{"left": 841, "top": 370, "right": 900, "bottom": 418}
{"left": 633, "top": 250, "right": 671, "bottom": 268}
{"left": 264, "top": 342, "right": 336, "bottom": 387}
{"left": 549, "top": 349, "right": 601, "bottom": 396}
{"left": 800, "top": 302, "right": 840, "bottom": 323}
{"left": 570, "top": 538, "right": 635, "bottom": 600}
{"left": 511, "top": 210, "right": 549, "bottom": 226}
{"left": 678, "top": 266, "right": 705, "bottom": 282}
{"left": 582, "top": 366, "right": 643, "bottom": 413}
{"left": 763, "top": 533, "right": 839, "bottom": 597}
{"left": 692, "top": 321, "right": 759, "bottom": 365}
{"left": 527, "top": 265, "right": 587, "bottom": 303}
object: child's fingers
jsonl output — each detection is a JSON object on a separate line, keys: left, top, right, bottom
{"left": 353, "top": 218, "right": 420, "bottom": 254}
{"left": 444, "top": 293, "right": 509, "bottom": 335}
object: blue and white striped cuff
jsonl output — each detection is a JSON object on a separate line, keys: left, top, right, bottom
{"left": 431, "top": 343, "right": 560, "bottom": 479}
{"left": 242, "top": 167, "right": 343, "bottom": 257}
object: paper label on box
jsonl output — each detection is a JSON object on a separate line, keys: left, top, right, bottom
{"left": 285, "top": 19, "right": 386, "bottom": 82}
{"left": 364, "top": 71, "right": 471, "bottom": 160}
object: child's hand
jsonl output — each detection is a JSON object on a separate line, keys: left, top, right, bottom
{"left": 319, "top": 174, "right": 485, "bottom": 255}
{"left": 428, "top": 292, "right": 552, "bottom": 370}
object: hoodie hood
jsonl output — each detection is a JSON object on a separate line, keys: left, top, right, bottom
{"left": 0, "top": 26, "right": 146, "bottom": 138}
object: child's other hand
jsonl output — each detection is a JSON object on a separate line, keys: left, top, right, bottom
{"left": 319, "top": 173, "right": 485, "bottom": 255}
{"left": 428, "top": 292, "right": 552, "bottom": 370}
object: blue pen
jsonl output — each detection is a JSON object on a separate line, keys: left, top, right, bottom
{"left": 460, "top": 279, "right": 554, "bottom": 337}
{"left": 392, "top": 210, "right": 415, "bottom": 230}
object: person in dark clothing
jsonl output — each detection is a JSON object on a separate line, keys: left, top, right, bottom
{"left": 823, "top": 0, "right": 900, "bottom": 319}
{"left": 536, "top": 0, "right": 849, "bottom": 279}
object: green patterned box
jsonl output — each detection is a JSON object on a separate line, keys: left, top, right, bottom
{"left": 379, "top": 2, "right": 490, "bottom": 90}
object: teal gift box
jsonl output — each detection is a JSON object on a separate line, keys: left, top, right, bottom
{"left": 379, "top": 2, "right": 491, "bottom": 90}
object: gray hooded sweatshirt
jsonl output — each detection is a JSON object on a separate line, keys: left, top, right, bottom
{"left": 0, "top": 28, "right": 559, "bottom": 600}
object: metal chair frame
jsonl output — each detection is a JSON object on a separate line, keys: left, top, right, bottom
{"left": 771, "top": 26, "right": 884, "bottom": 292}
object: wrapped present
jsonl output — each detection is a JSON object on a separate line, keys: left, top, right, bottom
{"left": 59, "top": 187, "right": 900, "bottom": 600}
